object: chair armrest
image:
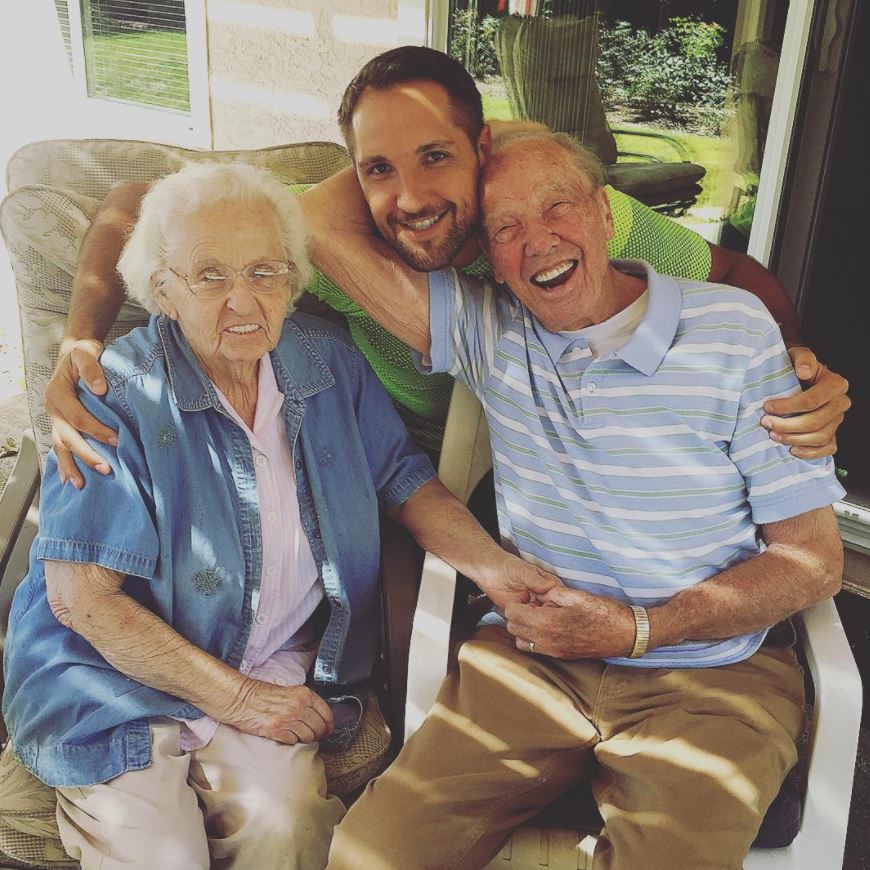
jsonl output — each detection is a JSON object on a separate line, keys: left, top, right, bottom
{"left": 610, "top": 125, "right": 694, "bottom": 163}
{"left": 0, "top": 430, "right": 39, "bottom": 639}
{"left": 404, "top": 383, "right": 493, "bottom": 743}
{"left": 791, "top": 599, "right": 862, "bottom": 853}
{"left": 379, "top": 517, "right": 424, "bottom": 743}
{"left": 403, "top": 553, "right": 459, "bottom": 743}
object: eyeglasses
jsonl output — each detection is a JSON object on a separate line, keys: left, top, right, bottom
{"left": 168, "top": 259, "right": 295, "bottom": 299}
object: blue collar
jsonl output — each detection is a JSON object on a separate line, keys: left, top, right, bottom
{"left": 533, "top": 260, "right": 682, "bottom": 376}
{"left": 157, "top": 315, "right": 335, "bottom": 412}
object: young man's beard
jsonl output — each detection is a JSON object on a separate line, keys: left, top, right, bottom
{"left": 385, "top": 205, "right": 480, "bottom": 272}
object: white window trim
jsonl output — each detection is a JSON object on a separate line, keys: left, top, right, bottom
{"left": 65, "top": 0, "right": 211, "bottom": 149}
{"left": 398, "top": 0, "right": 450, "bottom": 50}
{"left": 747, "top": 0, "right": 816, "bottom": 266}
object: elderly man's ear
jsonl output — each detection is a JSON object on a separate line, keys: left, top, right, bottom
{"left": 596, "top": 187, "right": 616, "bottom": 241}
{"left": 151, "top": 273, "right": 179, "bottom": 320}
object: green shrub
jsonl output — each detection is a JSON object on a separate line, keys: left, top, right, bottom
{"left": 449, "top": 9, "right": 500, "bottom": 80}
{"left": 598, "top": 16, "right": 732, "bottom": 135}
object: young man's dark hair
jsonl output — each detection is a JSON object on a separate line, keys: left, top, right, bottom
{"left": 337, "top": 46, "right": 485, "bottom": 153}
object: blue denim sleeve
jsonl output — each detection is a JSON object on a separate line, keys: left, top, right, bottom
{"left": 36, "top": 381, "right": 160, "bottom": 579}
{"left": 353, "top": 357, "right": 436, "bottom": 510}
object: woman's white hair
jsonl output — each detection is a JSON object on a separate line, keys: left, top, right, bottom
{"left": 118, "top": 162, "right": 313, "bottom": 314}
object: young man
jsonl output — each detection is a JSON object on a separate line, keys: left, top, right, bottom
{"left": 48, "top": 48, "right": 849, "bottom": 482}
{"left": 324, "top": 128, "right": 844, "bottom": 870}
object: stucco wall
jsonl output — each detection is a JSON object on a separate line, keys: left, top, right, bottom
{"left": 208, "top": 0, "right": 401, "bottom": 150}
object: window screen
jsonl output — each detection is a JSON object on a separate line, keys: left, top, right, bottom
{"left": 81, "top": 0, "right": 191, "bottom": 112}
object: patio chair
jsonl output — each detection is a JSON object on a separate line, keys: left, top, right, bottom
{"left": 495, "top": 14, "right": 706, "bottom": 217}
{"left": 0, "top": 137, "right": 422, "bottom": 869}
{"left": 406, "top": 379, "right": 863, "bottom": 870}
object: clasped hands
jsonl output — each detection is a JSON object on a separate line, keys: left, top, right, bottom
{"left": 485, "top": 558, "right": 636, "bottom": 660}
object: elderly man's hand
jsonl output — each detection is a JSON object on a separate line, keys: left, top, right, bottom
{"left": 481, "top": 557, "right": 562, "bottom": 611}
{"left": 504, "top": 586, "right": 635, "bottom": 659}
{"left": 761, "top": 347, "right": 851, "bottom": 459}
{"left": 45, "top": 339, "right": 116, "bottom": 488}
{"left": 226, "top": 680, "right": 334, "bottom": 745}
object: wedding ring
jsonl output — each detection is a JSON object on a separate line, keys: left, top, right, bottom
{"left": 529, "top": 640, "right": 536, "bottom": 653}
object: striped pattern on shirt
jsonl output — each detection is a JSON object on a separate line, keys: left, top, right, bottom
{"left": 425, "top": 261, "right": 844, "bottom": 668}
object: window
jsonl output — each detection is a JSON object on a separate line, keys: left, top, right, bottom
{"left": 441, "top": 0, "right": 815, "bottom": 261}
{"left": 81, "top": 0, "right": 191, "bottom": 112}
{"left": 50, "top": 0, "right": 209, "bottom": 147}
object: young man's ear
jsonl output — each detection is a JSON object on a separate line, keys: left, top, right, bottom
{"left": 477, "top": 124, "right": 493, "bottom": 164}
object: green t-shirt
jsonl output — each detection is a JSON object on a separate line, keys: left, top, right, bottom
{"left": 299, "top": 185, "right": 711, "bottom": 452}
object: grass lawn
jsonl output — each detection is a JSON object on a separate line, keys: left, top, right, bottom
{"left": 88, "top": 30, "right": 190, "bottom": 112}
{"left": 482, "top": 92, "right": 736, "bottom": 214}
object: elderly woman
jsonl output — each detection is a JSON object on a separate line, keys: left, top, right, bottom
{"left": 2, "top": 163, "right": 554, "bottom": 870}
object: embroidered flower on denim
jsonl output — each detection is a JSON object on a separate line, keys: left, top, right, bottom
{"left": 157, "top": 423, "right": 177, "bottom": 449}
{"left": 193, "top": 568, "right": 225, "bottom": 597}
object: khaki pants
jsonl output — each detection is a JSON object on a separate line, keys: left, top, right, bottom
{"left": 56, "top": 719, "right": 346, "bottom": 870}
{"left": 328, "top": 626, "right": 804, "bottom": 870}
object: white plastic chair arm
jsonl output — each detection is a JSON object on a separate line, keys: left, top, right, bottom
{"left": 792, "top": 599, "right": 862, "bottom": 854}
{"left": 403, "top": 552, "right": 457, "bottom": 742}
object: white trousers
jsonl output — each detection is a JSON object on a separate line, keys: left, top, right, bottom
{"left": 56, "top": 719, "right": 346, "bottom": 870}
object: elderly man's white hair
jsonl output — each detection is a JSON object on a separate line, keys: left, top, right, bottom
{"left": 118, "top": 162, "right": 313, "bottom": 313}
{"left": 489, "top": 130, "right": 606, "bottom": 191}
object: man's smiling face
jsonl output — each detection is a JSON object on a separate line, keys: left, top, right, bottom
{"left": 350, "top": 80, "right": 486, "bottom": 271}
{"left": 482, "top": 138, "right": 616, "bottom": 333}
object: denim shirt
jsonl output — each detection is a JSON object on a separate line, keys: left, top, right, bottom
{"left": 3, "top": 313, "right": 434, "bottom": 787}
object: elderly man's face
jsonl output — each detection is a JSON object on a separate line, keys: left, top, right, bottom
{"left": 157, "top": 199, "right": 291, "bottom": 374}
{"left": 482, "top": 140, "right": 615, "bottom": 333}
{"left": 350, "top": 80, "right": 485, "bottom": 271}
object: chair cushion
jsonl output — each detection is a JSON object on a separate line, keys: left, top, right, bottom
{"left": 6, "top": 139, "right": 350, "bottom": 201}
{"left": 0, "top": 139, "right": 351, "bottom": 465}
{"left": 752, "top": 775, "right": 802, "bottom": 848}
{"left": 0, "top": 186, "right": 150, "bottom": 463}
{"left": 0, "top": 693, "right": 390, "bottom": 867}
{"left": 606, "top": 162, "right": 707, "bottom": 203}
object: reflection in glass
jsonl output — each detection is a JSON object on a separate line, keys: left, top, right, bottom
{"left": 447, "top": 0, "right": 789, "bottom": 251}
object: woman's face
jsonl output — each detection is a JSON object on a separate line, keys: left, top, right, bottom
{"left": 157, "top": 198, "right": 293, "bottom": 374}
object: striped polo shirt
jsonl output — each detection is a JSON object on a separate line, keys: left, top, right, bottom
{"left": 423, "top": 260, "right": 844, "bottom": 668}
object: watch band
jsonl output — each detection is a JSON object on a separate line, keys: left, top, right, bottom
{"left": 629, "top": 605, "right": 651, "bottom": 659}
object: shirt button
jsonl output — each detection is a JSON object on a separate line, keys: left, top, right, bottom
{"left": 256, "top": 613, "right": 267, "bottom": 624}
{"left": 255, "top": 455, "right": 267, "bottom": 467}
{"left": 275, "top": 677, "right": 288, "bottom": 687}
{"left": 265, "top": 566, "right": 277, "bottom": 577}
{"left": 295, "top": 459, "right": 303, "bottom": 470}
{"left": 240, "top": 660, "right": 249, "bottom": 672}
{"left": 267, "top": 511, "right": 278, "bottom": 522}
{"left": 587, "top": 382, "right": 597, "bottom": 393}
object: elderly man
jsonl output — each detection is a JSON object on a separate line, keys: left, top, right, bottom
{"left": 46, "top": 48, "right": 849, "bottom": 482}
{"left": 323, "top": 131, "right": 845, "bottom": 869}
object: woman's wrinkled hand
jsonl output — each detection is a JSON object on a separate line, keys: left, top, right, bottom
{"left": 225, "top": 679, "right": 334, "bottom": 745}
{"left": 481, "top": 556, "right": 563, "bottom": 611}
{"left": 45, "top": 339, "right": 116, "bottom": 487}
